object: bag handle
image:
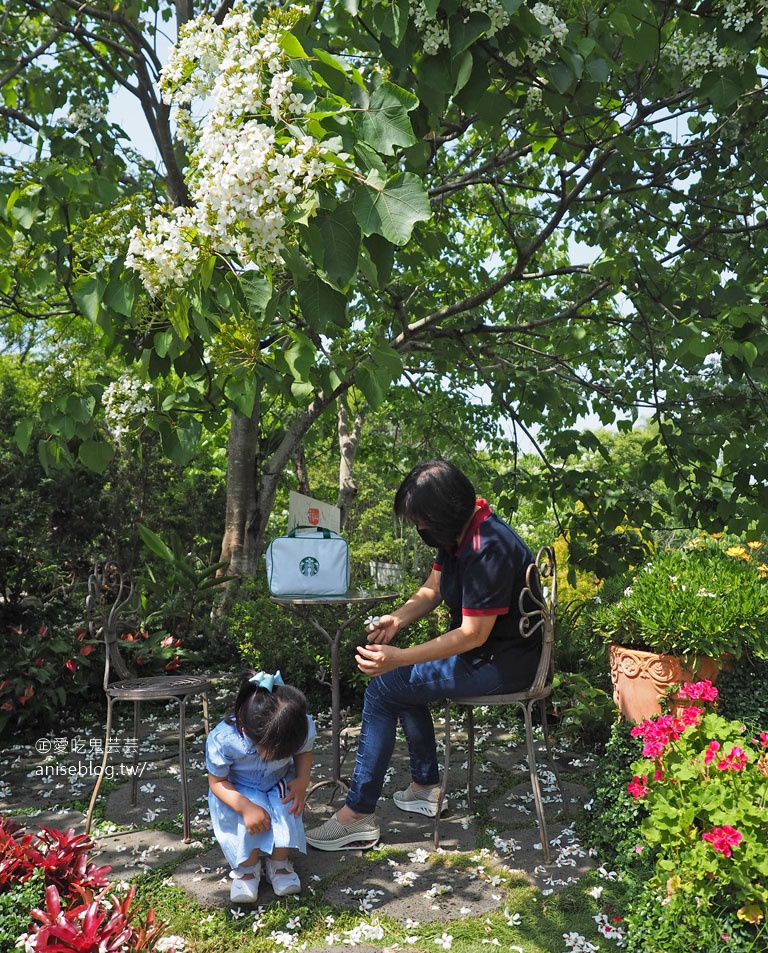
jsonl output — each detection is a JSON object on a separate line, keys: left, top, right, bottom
{"left": 288, "top": 525, "right": 333, "bottom": 538}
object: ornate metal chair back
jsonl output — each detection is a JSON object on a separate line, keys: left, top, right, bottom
{"left": 86, "top": 560, "right": 138, "bottom": 688}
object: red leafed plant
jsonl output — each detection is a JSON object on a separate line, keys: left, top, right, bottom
{"left": 1, "top": 816, "right": 168, "bottom": 952}
{"left": 30, "top": 883, "right": 167, "bottom": 952}
{"left": 0, "top": 817, "right": 110, "bottom": 899}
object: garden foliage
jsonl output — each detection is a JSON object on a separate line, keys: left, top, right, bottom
{"left": 0, "top": 816, "right": 167, "bottom": 953}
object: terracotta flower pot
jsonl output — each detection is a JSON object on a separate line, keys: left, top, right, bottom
{"left": 609, "top": 644, "right": 723, "bottom": 723}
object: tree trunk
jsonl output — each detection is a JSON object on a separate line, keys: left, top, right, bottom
{"left": 219, "top": 405, "right": 261, "bottom": 578}
{"left": 219, "top": 389, "right": 344, "bottom": 586}
{"left": 336, "top": 396, "right": 365, "bottom": 528}
{"left": 293, "top": 443, "right": 311, "bottom": 496}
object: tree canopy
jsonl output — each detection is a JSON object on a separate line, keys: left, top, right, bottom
{"left": 2, "top": 0, "right": 768, "bottom": 577}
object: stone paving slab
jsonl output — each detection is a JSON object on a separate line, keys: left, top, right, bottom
{"left": 2, "top": 711, "right": 597, "bottom": 925}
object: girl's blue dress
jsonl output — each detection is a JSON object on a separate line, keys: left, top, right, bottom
{"left": 205, "top": 715, "right": 316, "bottom": 868}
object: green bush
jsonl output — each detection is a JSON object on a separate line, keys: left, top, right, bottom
{"left": 0, "top": 868, "right": 44, "bottom": 953}
{"left": 224, "top": 576, "right": 445, "bottom": 712}
{"left": 578, "top": 720, "right": 650, "bottom": 875}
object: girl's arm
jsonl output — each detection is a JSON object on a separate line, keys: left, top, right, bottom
{"left": 282, "top": 750, "right": 312, "bottom": 816}
{"left": 208, "top": 772, "right": 271, "bottom": 833}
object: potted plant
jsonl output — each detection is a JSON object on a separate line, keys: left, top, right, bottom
{"left": 590, "top": 535, "right": 768, "bottom": 721}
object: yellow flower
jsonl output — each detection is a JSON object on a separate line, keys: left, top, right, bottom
{"left": 758, "top": 564, "right": 768, "bottom": 578}
{"left": 747, "top": 540, "right": 763, "bottom": 550}
{"left": 726, "top": 545, "right": 746, "bottom": 557}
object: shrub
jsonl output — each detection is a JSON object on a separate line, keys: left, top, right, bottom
{"left": 578, "top": 719, "right": 649, "bottom": 874}
{"left": 588, "top": 536, "right": 768, "bottom": 661}
{"left": 0, "top": 816, "right": 168, "bottom": 953}
{"left": 0, "top": 585, "right": 98, "bottom": 737}
{"left": 623, "top": 682, "right": 768, "bottom": 951}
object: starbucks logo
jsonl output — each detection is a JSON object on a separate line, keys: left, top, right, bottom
{"left": 300, "top": 556, "right": 320, "bottom": 577}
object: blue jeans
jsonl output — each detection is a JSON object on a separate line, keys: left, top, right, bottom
{"left": 345, "top": 641, "right": 540, "bottom": 815}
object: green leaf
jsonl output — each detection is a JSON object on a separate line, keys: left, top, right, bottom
{"left": 296, "top": 273, "right": 348, "bottom": 329}
{"left": 137, "top": 523, "right": 175, "bottom": 562}
{"left": 72, "top": 275, "right": 104, "bottom": 322}
{"left": 159, "top": 417, "right": 202, "bottom": 466}
{"left": 284, "top": 332, "right": 316, "bottom": 381}
{"left": 453, "top": 50, "right": 473, "bottom": 96}
{"left": 103, "top": 278, "right": 135, "bottom": 317}
{"left": 224, "top": 373, "right": 259, "bottom": 418}
{"left": 78, "top": 439, "right": 114, "bottom": 474}
{"left": 15, "top": 419, "right": 33, "bottom": 454}
{"left": 700, "top": 69, "right": 743, "bottom": 110}
{"left": 449, "top": 11, "right": 491, "bottom": 54}
{"left": 279, "top": 32, "right": 308, "bottom": 59}
{"left": 353, "top": 172, "right": 432, "bottom": 245}
{"left": 239, "top": 272, "right": 273, "bottom": 313}
{"left": 372, "top": 0, "right": 410, "bottom": 45}
{"left": 318, "top": 205, "right": 361, "bottom": 287}
{"left": 356, "top": 342, "right": 402, "bottom": 410}
{"left": 357, "top": 82, "right": 418, "bottom": 156}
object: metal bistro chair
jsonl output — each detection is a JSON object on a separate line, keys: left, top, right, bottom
{"left": 84, "top": 560, "right": 211, "bottom": 842}
{"left": 434, "top": 546, "right": 568, "bottom": 862}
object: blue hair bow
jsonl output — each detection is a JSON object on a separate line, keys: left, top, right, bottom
{"left": 249, "top": 670, "right": 284, "bottom": 692}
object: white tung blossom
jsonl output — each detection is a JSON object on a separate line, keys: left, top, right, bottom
{"left": 127, "top": 4, "right": 332, "bottom": 297}
{"left": 101, "top": 373, "right": 156, "bottom": 445}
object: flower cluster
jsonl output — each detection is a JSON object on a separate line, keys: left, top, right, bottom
{"left": 701, "top": 824, "right": 743, "bottom": 858}
{"left": 101, "top": 372, "right": 156, "bottom": 445}
{"left": 629, "top": 706, "right": 702, "bottom": 759}
{"left": 666, "top": 0, "right": 768, "bottom": 82}
{"left": 625, "top": 681, "right": 768, "bottom": 933}
{"left": 410, "top": 0, "right": 568, "bottom": 62}
{"left": 127, "top": 4, "right": 333, "bottom": 297}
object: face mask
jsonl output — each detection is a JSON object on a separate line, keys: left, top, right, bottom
{"left": 417, "top": 526, "right": 443, "bottom": 549}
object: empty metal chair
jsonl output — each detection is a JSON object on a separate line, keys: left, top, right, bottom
{"left": 84, "top": 560, "right": 211, "bottom": 842}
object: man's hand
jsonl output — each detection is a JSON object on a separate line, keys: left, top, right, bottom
{"left": 355, "top": 642, "right": 401, "bottom": 676}
{"left": 366, "top": 613, "right": 400, "bottom": 645}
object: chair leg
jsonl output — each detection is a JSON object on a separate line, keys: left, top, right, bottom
{"left": 539, "top": 698, "right": 569, "bottom": 820}
{"left": 522, "top": 701, "right": 552, "bottom": 864}
{"left": 131, "top": 701, "right": 141, "bottom": 806}
{"left": 434, "top": 698, "right": 451, "bottom": 850}
{"left": 178, "top": 697, "right": 191, "bottom": 843}
{"left": 466, "top": 706, "right": 477, "bottom": 812}
{"left": 85, "top": 698, "right": 113, "bottom": 836}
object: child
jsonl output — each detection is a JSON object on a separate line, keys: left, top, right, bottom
{"left": 206, "top": 670, "right": 315, "bottom": 903}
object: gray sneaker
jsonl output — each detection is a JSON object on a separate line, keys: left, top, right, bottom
{"left": 392, "top": 784, "right": 443, "bottom": 817}
{"left": 305, "top": 813, "right": 380, "bottom": 851}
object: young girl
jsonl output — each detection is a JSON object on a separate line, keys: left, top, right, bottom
{"left": 206, "top": 670, "right": 315, "bottom": 902}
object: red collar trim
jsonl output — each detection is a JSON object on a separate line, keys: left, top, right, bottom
{"left": 455, "top": 499, "right": 491, "bottom": 555}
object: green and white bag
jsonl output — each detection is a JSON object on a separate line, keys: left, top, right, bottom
{"left": 265, "top": 526, "right": 350, "bottom": 596}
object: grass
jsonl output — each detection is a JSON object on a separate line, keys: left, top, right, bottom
{"left": 132, "top": 851, "right": 627, "bottom": 952}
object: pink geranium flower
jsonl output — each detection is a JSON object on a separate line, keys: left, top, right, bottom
{"left": 701, "top": 824, "right": 743, "bottom": 857}
{"left": 678, "top": 680, "right": 719, "bottom": 702}
{"left": 627, "top": 775, "right": 649, "bottom": 800}
{"left": 716, "top": 745, "right": 749, "bottom": 772}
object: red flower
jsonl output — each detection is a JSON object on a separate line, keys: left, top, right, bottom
{"left": 627, "top": 774, "right": 649, "bottom": 800}
{"left": 65, "top": 659, "right": 77, "bottom": 673}
{"left": 702, "top": 824, "right": 743, "bottom": 857}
